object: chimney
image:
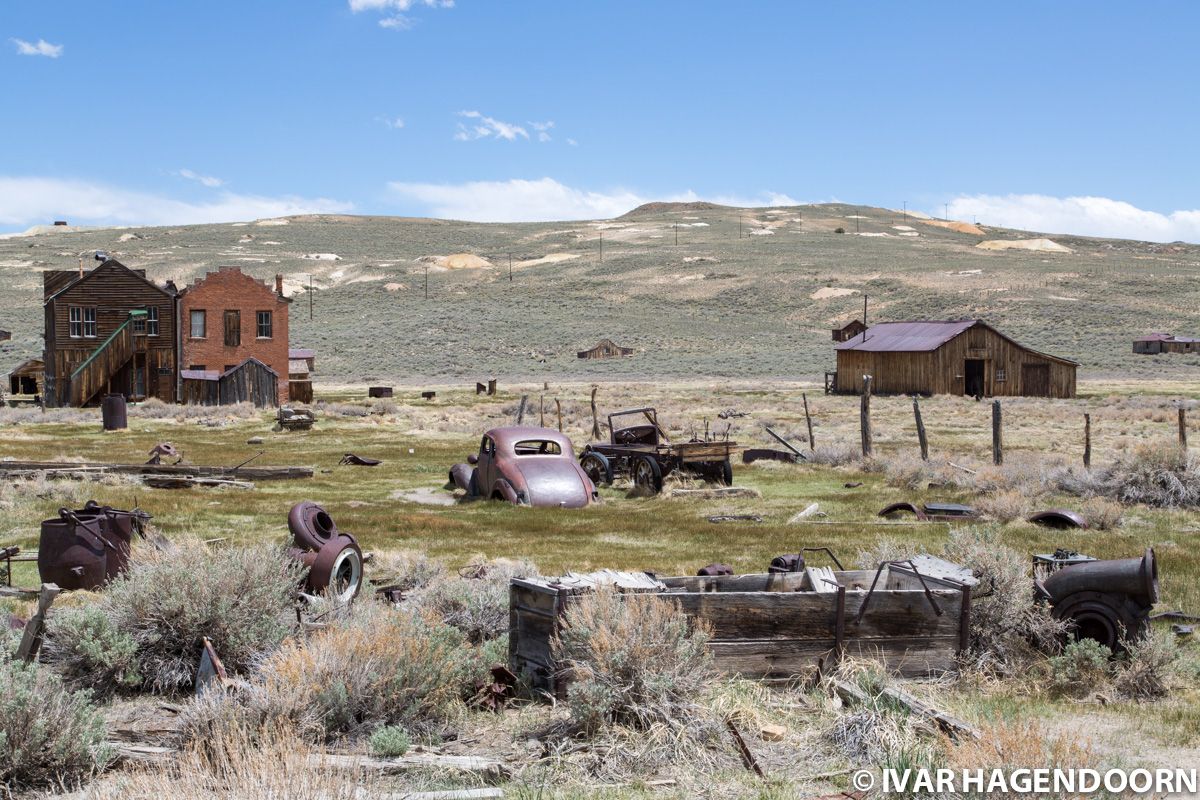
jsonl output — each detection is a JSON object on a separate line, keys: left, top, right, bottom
{"left": 276, "top": 274, "right": 284, "bottom": 296}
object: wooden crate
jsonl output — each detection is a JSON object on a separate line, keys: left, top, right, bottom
{"left": 510, "top": 565, "right": 971, "bottom": 696}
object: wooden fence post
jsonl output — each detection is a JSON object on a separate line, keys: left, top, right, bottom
{"left": 1083, "top": 413, "right": 1092, "bottom": 469}
{"left": 992, "top": 400, "right": 1003, "bottom": 466}
{"left": 1179, "top": 407, "right": 1188, "bottom": 451}
{"left": 590, "top": 386, "right": 601, "bottom": 440}
{"left": 539, "top": 395, "right": 545, "bottom": 427}
{"left": 556, "top": 398, "right": 562, "bottom": 432}
{"left": 16, "top": 583, "right": 61, "bottom": 662}
{"left": 913, "top": 396, "right": 929, "bottom": 461}
{"left": 860, "top": 376, "right": 873, "bottom": 458}
{"left": 516, "top": 395, "right": 528, "bottom": 425}
{"left": 802, "top": 392, "right": 815, "bottom": 451}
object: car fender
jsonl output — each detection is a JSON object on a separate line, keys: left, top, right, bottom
{"left": 449, "top": 463, "right": 479, "bottom": 496}
{"left": 491, "top": 478, "right": 523, "bottom": 505}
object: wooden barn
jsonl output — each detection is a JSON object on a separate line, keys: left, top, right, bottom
{"left": 1133, "top": 333, "right": 1200, "bottom": 355}
{"left": 7, "top": 358, "right": 44, "bottom": 399}
{"left": 831, "top": 320, "right": 1077, "bottom": 398}
{"left": 180, "top": 358, "right": 279, "bottom": 407}
{"left": 577, "top": 339, "right": 634, "bottom": 360}
{"left": 0, "top": 329, "right": 10, "bottom": 343}
{"left": 832, "top": 319, "right": 867, "bottom": 342}
{"left": 42, "top": 259, "right": 178, "bottom": 407}
{"left": 288, "top": 347, "right": 314, "bottom": 403}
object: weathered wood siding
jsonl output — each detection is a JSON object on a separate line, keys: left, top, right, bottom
{"left": 218, "top": 359, "right": 278, "bottom": 407}
{"left": 835, "top": 322, "right": 1076, "bottom": 398}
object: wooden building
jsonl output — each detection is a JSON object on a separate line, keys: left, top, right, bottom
{"left": 577, "top": 338, "right": 635, "bottom": 359}
{"left": 287, "top": 347, "right": 315, "bottom": 402}
{"left": 832, "top": 319, "right": 867, "bottom": 342}
{"left": 180, "top": 358, "right": 279, "bottom": 407}
{"left": 0, "top": 329, "right": 10, "bottom": 343}
{"left": 1133, "top": 333, "right": 1200, "bottom": 355}
{"left": 832, "top": 319, "right": 1077, "bottom": 398}
{"left": 7, "top": 358, "right": 44, "bottom": 398}
{"left": 179, "top": 268, "right": 291, "bottom": 406}
{"left": 42, "top": 259, "right": 178, "bottom": 407}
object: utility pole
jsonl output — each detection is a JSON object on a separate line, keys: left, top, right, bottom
{"left": 599, "top": 232, "right": 603, "bottom": 263}
{"left": 739, "top": 219, "right": 742, "bottom": 238}
{"left": 308, "top": 274, "right": 313, "bottom": 320}
{"left": 863, "top": 294, "right": 868, "bottom": 327}
{"left": 508, "top": 253, "right": 512, "bottom": 282}
{"left": 855, "top": 215, "right": 860, "bottom": 234}
{"left": 944, "top": 203, "right": 949, "bottom": 221}
{"left": 674, "top": 222, "right": 678, "bottom": 246}
{"left": 902, "top": 201, "right": 907, "bottom": 222}
{"left": 424, "top": 265, "right": 428, "bottom": 300}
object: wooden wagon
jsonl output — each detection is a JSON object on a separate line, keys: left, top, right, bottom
{"left": 510, "top": 557, "right": 974, "bottom": 696}
{"left": 579, "top": 407, "right": 737, "bottom": 493}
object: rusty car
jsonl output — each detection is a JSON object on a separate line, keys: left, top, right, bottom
{"left": 449, "top": 426, "right": 597, "bottom": 508}
{"left": 579, "top": 406, "right": 737, "bottom": 493}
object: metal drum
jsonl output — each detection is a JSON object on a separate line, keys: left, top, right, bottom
{"left": 38, "top": 508, "right": 110, "bottom": 590}
{"left": 101, "top": 393, "right": 128, "bottom": 431}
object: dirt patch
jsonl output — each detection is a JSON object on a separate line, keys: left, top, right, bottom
{"left": 920, "top": 219, "right": 986, "bottom": 236}
{"left": 390, "top": 487, "right": 458, "bottom": 506}
{"left": 978, "top": 238, "right": 1073, "bottom": 254}
{"left": 811, "top": 287, "right": 858, "bottom": 300}
{"left": 517, "top": 253, "right": 579, "bottom": 268}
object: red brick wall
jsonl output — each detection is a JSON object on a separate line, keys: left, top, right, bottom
{"left": 179, "top": 268, "right": 290, "bottom": 405}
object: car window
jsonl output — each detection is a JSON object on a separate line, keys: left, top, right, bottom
{"left": 514, "top": 439, "right": 562, "bottom": 456}
{"left": 480, "top": 436, "right": 495, "bottom": 456}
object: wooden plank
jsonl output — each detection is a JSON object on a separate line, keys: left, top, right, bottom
{"left": 15, "top": 583, "right": 61, "bottom": 662}
{"left": 806, "top": 566, "right": 838, "bottom": 593}
{"left": 311, "top": 752, "right": 510, "bottom": 780}
{"left": 712, "top": 638, "right": 959, "bottom": 679}
{"left": 0, "top": 461, "right": 312, "bottom": 480}
{"left": 659, "top": 572, "right": 807, "bottom": 593}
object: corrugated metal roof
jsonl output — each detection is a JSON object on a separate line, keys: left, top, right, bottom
{"left": 181, "top": 369, "right": 219, "bottom": 381}
{"left": 835, "top": 320, "right": 977, "bottom": 352}
{"left": 1134, "top": 333, "right": 1174, "bottom": 342}
{"left": 288, "top": 359, "right": 310, "bottom": 374}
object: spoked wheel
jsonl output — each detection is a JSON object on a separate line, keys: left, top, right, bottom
{"left": 632, "top": 455, "right": 664, "bottom": 494}
{"left": 580, "top": 451, "right": 613, "bottom": 486}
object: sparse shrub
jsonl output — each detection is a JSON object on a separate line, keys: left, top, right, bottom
{"left": 553, "top": 588, "right": 714, "bottom": 735}
{"left": 369, "top": 399, "right": 398, "bottom": 415}
{"left": 421, "top": 557, "right": 538, "bottom": 644}
{"left": 366, "top": 549, "right": 446, "bottom": 593}
{"left": 826, "top": 661, "right": 940, "bottom": 769}
{"left": 1080, "top": 496, "right": 1123, "bottom": 530}
{"left": 977, "top": 489, "right": 1030, "bottom": 523}
{"left": 835, "top": 226, "right": 846, "bottom": 234}
{"left": 369, "top": 725, "right": 411, "bottom": 757}
{"left": 1049, "top": 639, "right": 1111, "bottom": 697}
{"left": 1114, "top": 627, "right": 1179, "bottom": 700}
{"left": 41, "top": 603, "right": 141, "bottom": 698}
{"left": 1059, "top": 444, "right": 1200, "bottom": 508}
{"left": 807, "top": 442, "right": 860, "bottom": 466}
{"left": 45, "top": 542, "right": 303, "bottom": 693}
{"left": 0, "top": 660, "right": 110, "bottom": 791}
{"left": 949, "top": 719, "right": 1101, "bottom": 788}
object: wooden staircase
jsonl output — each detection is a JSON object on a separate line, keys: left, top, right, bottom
{"left": 67, "top": 311, "right": 144, "bottom": 406}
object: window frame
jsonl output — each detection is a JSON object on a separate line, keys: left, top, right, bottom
{"left": 224, "top": 310, "right": 241, "bottom": 347}
{"left": 256, "top": 310, "right": 273, "bottom": 339}
{"left": 69, "top": 306, "right": 83, "bottom": 338}
{"left": 83, "top": 307, "right": 97, "bottom": 338}
{"left": 190, "top": 309, "right": 207, "bottom": 339}
{"left": 995, "top": 367, "right": 1007, "bottom": 383}
{"left": 147, "top": 306, "right": 159, "bottom": 337}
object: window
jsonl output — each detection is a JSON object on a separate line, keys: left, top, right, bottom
{"left": 83, "top": 307, "right": 97, "bottom": 338}
{"left": 224, "top": 310, "right": 241, "bottom": 347}
{"left": 995, "top": 367, "right": 1006, "bottom": 383}
{"left": 514, "top": 439, "right": 563, "bottom": 456}
{"left": 256, "top": 310, "right": 273, "bottom": 339}
{"left": 224, "top": 364, "right": 236, "bottom": 372}
{"left": 190, "top": 310, "right": 206, "bottom": 339}
{"left": 189, "top": 364, "right": 206, "bottom": 371}
{"left": 69, "top": 307, "right": 82, "bottom": 338}
{"left": 147, "top": 307, "right": 159, "bottom": 337}
{"left": 133, "top": 313, "right": 146, "bottom": 334}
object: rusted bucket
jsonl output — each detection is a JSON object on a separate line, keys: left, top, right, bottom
{"left": 101, "top": 393, "right": 127, "bottom": 431}
{"left": 37, "top": 503, "right": 149, "bottom": 589}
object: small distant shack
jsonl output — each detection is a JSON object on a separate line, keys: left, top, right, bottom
{"left": 577, "top": 339, "right": 634, "bottom": 360}
{"left": 8, "top": 358, "right": 44, "bottom": 398}
{"left": 832, "top": 319, "right": 867, "bottom": 342}
{"left": 1133, "top": 333, "right": 1200, "bottom": 355}
{"left": 288, "top": 348, "right": 315, "bottom": 403}
{"left": 831, "top": 319, "right": 1077, "bottom": 398}
{"left": 0, "top": 330, "right": 10, "bottom": 343}
{"left": 181, "top": 358, "right": 279, "bottom": 408}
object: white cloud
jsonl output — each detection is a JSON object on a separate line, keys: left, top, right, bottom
{"left": 946, "top": 193, "right": 1200, "bottom": 243}
{"left": 454, "top": 110, "right": 528, "bottom": 142}
{"left": 529, "top": 120, "right": 554, "bottom": 142}
{"left": 566, "top": 138, "right": 579, "bottom": 147}
{"left": 0, "top": 176, "right": 353, "bottom": 230}
{"left": 386, "top": 177, "right": 798, "bottom": 222}
{"left": 348, "top": 0, "right": 453, "bottom": 29}
{"left": 381, "top": 116, "right": 406, "bottom": 129}
{"left": 11, "top": 38, "right": 62, "bottom": 58}
{"left": 175, "top": 168, "right": 224, "bottom": 188}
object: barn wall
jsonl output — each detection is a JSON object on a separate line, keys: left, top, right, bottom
{"left": 835, "top": 323, "right": 1076, "bottom": 398}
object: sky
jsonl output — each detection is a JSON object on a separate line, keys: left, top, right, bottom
{"left": 2, "top": 1, "right": 1198, "bottom": 241}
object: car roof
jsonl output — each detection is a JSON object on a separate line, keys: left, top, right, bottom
{"left": 485, "top": 426, "right": 574, "bottom": 448}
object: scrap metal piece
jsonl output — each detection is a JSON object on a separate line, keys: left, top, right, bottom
{"left": 301, "top": 534, "right": 363, "bottom": 603}
{"left": 742, "top": 448, "right": 798, "bottom": 465}
{"left": 472, "top": 664, "right": 517, "bottom": 712}
{"left": 769, "top": 553, "right": 805, "bottom": 574}
{"left": 1028, "top": 509, "right": 1089, "bottom": 529}
{"left": 37, "top": 502, "right": 149, "bottom": 590}
{"left": 146, "top": 442, "right": 181, "bottom": 465}
{"left": 0, "top": 546, "right": 18, "bottom": 587}
{"left": 340, "top": 453, "right": 382, "bottom": 467}
{"left": 1043, "top": 548, "right": 1158, "bottom": 649}
{"left": 195, "top": 637, "right": 230, "bottom": 696}
{"left": 450, "top": 427, "right": 596, "bottom": 508}
{"left": 288, "top": 501, "right": 338, "bottom": 551}
{"left": 697, "top": 563, "right": 733, "bottom": 577}
{"left": 878, "top": 501, "right": 928, "bottom": 521}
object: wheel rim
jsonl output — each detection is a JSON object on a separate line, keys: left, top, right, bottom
{"left": 634, "top": 459, "right": 652, "bottom": 487}
{"left": 582, "top": 456, "right": 601, "bottom": 483}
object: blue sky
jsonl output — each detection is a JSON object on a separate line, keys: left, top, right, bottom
{"left": 3, "top": 1, "right": 1198, "bottom": 240}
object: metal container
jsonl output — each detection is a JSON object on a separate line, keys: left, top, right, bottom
{"left": 38, "top": 508, "right": 110, "bottom": 590}
{"left": 101, "top": 393, "right": 127, "bottom": 431}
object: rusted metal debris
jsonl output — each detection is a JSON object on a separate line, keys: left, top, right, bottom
{"left": 1028, "top": 509, "right": 1089, "bottom": 529}
{"left": 0, "top": 546, "right": 18, "bottom": 587}
{"left": 277, "top": 406, "right": 316, "bottom": 431}
{"left": 339, "top": 453, "right": 382, "bottom": 467}
{"left": 708, "top": 514, "right": 763, "bottom": 524}
{"left": 471, "top": 664, "right": 517, "bottom": 712}
{"left": 37, "top": 501, "right": 150, "bottom": 590}
{"left": 697, "top": 563, "right": 733, "bottom": 576}
{"left": 1039, "top": 547, "right": 1158, "bottom": 650}
{"left": 769, "top": 553, "right": 805, "bottom": 573}
{"left": 146, "top": 442, "right": 181, "bottom": 465}
{"left": 421, "top": 391, "right": 436, "bottom": 401}
{"left": 368, "top": 386, "right": 393, "bottom": 398}
{"left": 742, "top": 448, "right": 799, "bottom": 464}
{"left": 878, "top": 501, "right": 979, "bottom": 522}
{"left": 195, "top": 637, "right": 230, "bottom": 696}
{"left": 287, "top": 501, "right": 363, "bottom": 602}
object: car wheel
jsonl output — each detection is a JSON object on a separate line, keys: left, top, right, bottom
{"left": 632, "top": 455, "right": 663, "bottom": 494}
{"left": 719, "top": 458, "right": 733, "bottom": 486}
{"left": 580, "top": 451, "right": 613, "bottom": 486}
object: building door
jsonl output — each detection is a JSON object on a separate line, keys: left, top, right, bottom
{"left": 1022, "top": 363, "right": 1051, "bottom": 397}
{"left": 224, "top": 310, "right": 241, "bottom": 347}
{"left": 964, "top": 359, "right": 985, "bottom": 397}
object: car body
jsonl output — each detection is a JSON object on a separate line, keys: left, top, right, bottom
{"left": 449, "top": 426, "right": 597, "bottom": 508}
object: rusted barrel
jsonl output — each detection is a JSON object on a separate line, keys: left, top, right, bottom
{"left": 101, "top": 393, "right": 127, "bottom": 431}
{"left": 38, "top": 508, "right": 110, "bottom": 590}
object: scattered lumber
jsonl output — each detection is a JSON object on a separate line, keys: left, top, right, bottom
{"left": 311, "top": 752, "right": 511, "bottom": 780}
{"left": 827, "top": 678, "right": 980, "bottom": 742}
{"left": 670, "top": 486, "right": 761, "bottom": 500}
{"left": 15, "top": 583, "right": 60, "bottom": 662}
{"left": 142, "top": 476, "right": 255, "bottom": 490}
{"left": 0, "top": 460, "right": 312, "bottom": 481}
{"left": 787, "top": 503, "right": 822, "bottom": 523}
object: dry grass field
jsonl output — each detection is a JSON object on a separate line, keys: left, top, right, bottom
{"left": 1, "top": 379, "right": 1198, "bottom": 798}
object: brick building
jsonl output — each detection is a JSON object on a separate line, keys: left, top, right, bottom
{"left": 179, "top": 268, "right": 292, "bottom": 405}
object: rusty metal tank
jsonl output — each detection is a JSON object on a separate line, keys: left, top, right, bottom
{"left": 37, "top": 502, "right": 149, "bottom": 589}
{"left": 101, "top": 393, "right": 127, "bottom": 431}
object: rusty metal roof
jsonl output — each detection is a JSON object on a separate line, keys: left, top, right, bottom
{"left": 289, "top": 348, "right": 315, "bottom": 360}
{"left": 1134, "top": 332, "right": 1174, "bottom": 342}
{"left": 835, "top": 320, "right": 977, "bottom": 352}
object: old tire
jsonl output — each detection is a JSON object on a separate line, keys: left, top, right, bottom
{"left": 305, "top": 534, "right": 363, "bottom": 603}
{"left": 580, "top": 451, "right": 613, "bottom": 486}
{"left": 718, "top": 458, "right": 733, "bottom": 486}
{"left": 632, "top": 455, "right": 663, "bottom": 494}
{"left": 288, "top": 501, "right": 337, "bottom": 551}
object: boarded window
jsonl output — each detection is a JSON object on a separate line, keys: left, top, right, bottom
{"left": 190, "top": 310, "right": 206, "bottom": 338}
{"left": 256, "top": 310, "right": 272, "bottom": 339}
{"left": 69, "top": 306, "right": 83, "bottom": 338}
{"left": 147, "top": 307, "right": 159, "bottom": 336}
{"left": 83, "top": 307, "right": 97, "bottom": 338}
{"left": 189, "top": 364, "right": 206, "bottom": 371}
{"left": 224, "top": 310, "right": 240, "bottom": 347}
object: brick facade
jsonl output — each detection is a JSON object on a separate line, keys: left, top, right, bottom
{"left": 179, "top": 268, "right": 291, "bottom": 405}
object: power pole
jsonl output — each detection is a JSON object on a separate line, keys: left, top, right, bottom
{"left": 902, "top": 201, "right": 907, "bottom": 222}
{"left": 509, "top": 253, "right": 512, "bottom": 282}
{"left": 599, "top": 232, "right": 603, "bottom": 263}
{"left": 424, "top": 265, "right": 428, "bottom": 300}
{"left": 944, "top": 203, "right": 949, "bottom": 221}
{"left": 308, "top": 274, "right": 313, "bottom": 320}
{"left": 674, "top": 223, "right": 678, "bottom": 246}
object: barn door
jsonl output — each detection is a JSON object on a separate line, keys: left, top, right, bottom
{"left": 1021, "top": 363, "right": 1050, "bottom": 397}
{"left": 224, "top": 310, "right": 241, "bottom": 347}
